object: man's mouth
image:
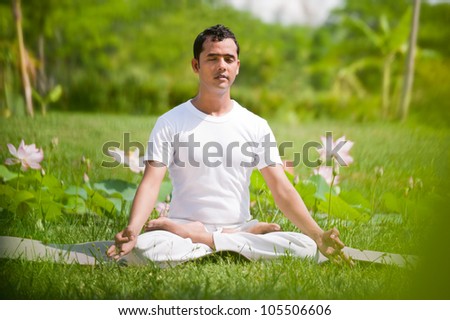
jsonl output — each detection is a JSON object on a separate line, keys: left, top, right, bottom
{"left": 215, "top": 74, "right": 228, "bottom": 80}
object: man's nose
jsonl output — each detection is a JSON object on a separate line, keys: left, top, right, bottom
{"left": 217, "top": 58, "right": 226, "bottom": 70}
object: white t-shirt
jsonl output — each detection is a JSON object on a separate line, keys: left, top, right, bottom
{"left": 144, "top": 100, "right": 282, "bottom": 228}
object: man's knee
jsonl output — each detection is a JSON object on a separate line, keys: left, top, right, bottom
{"left": 135, "top": 230, "right": 180, "bottom": 251}
{"left": 268, "top": 231, "right": 317, "bottom": 258}
{"left": 287, "top": 232, "right": 317, "bottom": 258}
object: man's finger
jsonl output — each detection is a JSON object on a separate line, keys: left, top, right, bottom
{"left": 332, "top": 236, "right": 345, "bottom": 249}
{"left": 111, "top": 253, "right": 121, "bottom": 261}
{"left": 108, "top": 248, "right": 126, "bottom": 261}
{"left": 106, "top": 245, "right": 117, "bottom": 257}
{"left": 115, "top": 234, "right": 135, "bottom": 244}
{"left": 332, "top": 227, "right": 340, "bottom": 236}
{"left": 330, "top": 253, "right": 343, "bottom": 265}
{"left": 340, "top": 250, "right": 354, "bottom": 267}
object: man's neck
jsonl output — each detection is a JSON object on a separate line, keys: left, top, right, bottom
{"left": 191, "top": 91, "right": 233, "bottom": 116}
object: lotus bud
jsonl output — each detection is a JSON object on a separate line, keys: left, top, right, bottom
{"left": 332, "top": 161, "right": 340, "bottom": 176}
{"left": 375, "top": 166, "right": 384, "bottom": 178}
{"left": 408, "top": 176, "right": 414, "bottom": 189}
{"left": 51, "top": 137, "right": 59, "bottom": 149}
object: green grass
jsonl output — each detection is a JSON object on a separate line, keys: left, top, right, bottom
{"left": 0, "top": 254, "right": 414, "bottom": 299}
{"left": 1, "top": 111, "right": 449, "bottom": 299}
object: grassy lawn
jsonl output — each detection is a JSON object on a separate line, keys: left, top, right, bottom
{"left": 0, "top": 111, "right": 449, "bottom": 299}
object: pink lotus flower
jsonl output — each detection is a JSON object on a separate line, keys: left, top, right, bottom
{"left": 314, "top": 165, "right": 340, "bottom": 185}
{"left": 154, "top": 202, "right": 169, "bottom": 217}
{"left": 318, "top": 135, "right": 354, "bottom": 166}
{"left": 108, "top": 147, "right": 144, "bottom": 174}
{"left": 5, "top": 140, "right": 44, "bottom": 171}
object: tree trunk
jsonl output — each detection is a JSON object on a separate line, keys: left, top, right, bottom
{"left": 398, "top": 0, "right": 421, "bottom": 121}
{"left": 38, "top": 35, "right": 48, "bottom": 116}
{"left": 381, "top": 53, "right": 394, "bottom": 119}
{"left": 12, "top": 0, "right": 34, "bottom": 117}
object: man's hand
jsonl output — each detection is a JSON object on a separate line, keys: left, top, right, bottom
{"left": 106, "top": 226, "right": 137, "bottom": 260}
{"left": 317, "top": 227, "right": 353, "bottom": 266}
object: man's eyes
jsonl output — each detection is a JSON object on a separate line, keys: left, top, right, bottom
{"left": 207, "top": 57, "right": 235, "bottom": 63}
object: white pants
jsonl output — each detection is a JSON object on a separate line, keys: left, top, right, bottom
{"left": 127, "top": 230, "right": 318, "bottom": 267}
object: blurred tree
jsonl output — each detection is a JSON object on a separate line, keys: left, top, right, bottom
{"left": 12, "top": 0, "right": 34, "bottom": 117}
{"left": 398, "top": 0, "right": 421, "bottom": 121}
{"left": 346, "top": 9, "right": 412, "bottom": 119}
{"left": 1, "top": 0, "right": 448, "bottom": 124}
{"left": 21, "top": 0, "right": 65, "bottom": 115}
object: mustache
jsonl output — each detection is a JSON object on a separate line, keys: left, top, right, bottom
{"left": 214, "top": 74, "right": 229, "bottom": 79}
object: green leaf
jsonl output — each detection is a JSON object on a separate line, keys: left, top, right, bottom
{"left": 93, "top": 179, "right": 137, "bottom": 202}
{"left": 382, "top": 192, "right": 402, "bottom": 213}
{"left": 308, "top": 174, "right": 331, "bottom": 202}
{"left": 0, "top": 184, "right": 16, "bottom": 198}
{"left": 48, "top": 85, "right": 63, "bottom": 103}
{"left": 32, "top": 88, "right": 44, "bottom": 104}
{"left": 318, "top": 194, "right": 370, "bottom": 221}
{"left": 13, "top": 190, "right": 35, "bottom": 205}
{"left": 40, "top": 174, "right": 64, "bottom": 198}
{"left": 65, "top": 185, "right": 88, "bottom": 200}
{"left": 347, "top": 16, "right": 382, "bottom": 48}
{"left": 87, "top": 189, "right": 117, "bottom": 216}
{"left": 40, "top": 199, "right": 63, "bottom": 221}
{"left": 157, "top": 180, "right": 172, "bottom": 202}
{"left": 42, "top": 174, "right": 62, "bottom": 189}
{"left": 16, "top": 201, "right": 33, "bottom": 217}
{"left": 64, "top": 195, "right": 87, "bottom": 214}
{"left": 379, "top": 15, "right": 390, "bottom": 35}
{"left": 0, "top": 165, "right": 17, "bottom": 181}
{"left": 295, "top": 180, "right": 317, "bottom": 209}
{"left": 340, "top": 190, "right": 372, "bottom": 214}
{"left": 2, "top": 170, "right": 39, "bottom": 190}
{"left": 108, "top": 197, "right": 123, "bottom": 213}
{"left": 250, "top": 170, "right": 267, "bottom": 192}
{"left": 284, "top": 170, "right": 295, "bottom": 183}
{"left": 0, "top": 184, "right": 17, "bottom": 209}
{"left": 386, "top": 8, "right": 412, "bottom": 53}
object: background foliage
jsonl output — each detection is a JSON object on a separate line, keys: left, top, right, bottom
{"left": 1, "top": 0, "right": 449, "bottom": 125}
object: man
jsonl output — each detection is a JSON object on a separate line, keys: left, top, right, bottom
{"left": 107, "top": 25, "right": 347, "bottom": 266}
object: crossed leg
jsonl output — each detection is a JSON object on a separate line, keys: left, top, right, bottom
{"left": 144, "top": 217, "right": 281, "bottom": 249}
{"left": 145, "top": 217, "right": 215, "bottom": 248}
{"left": 137, "top": 219, "right": 317, "bottom": 265}
{"left": 223, "top": 221, "right": 281, "bottom": 234}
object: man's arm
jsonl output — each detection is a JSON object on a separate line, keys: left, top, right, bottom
{"left": 107, "top": 161, "right": 167, "bottom": 259}
{"left": 260, "top": 164, "right": 346, "bottom": 260}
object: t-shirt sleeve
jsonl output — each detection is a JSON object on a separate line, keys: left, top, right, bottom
{"left": 143, "top": 117, "right": 173, "bottom": 167}
{"left": 255, "top": 120, "right": 283, "bottom": 170}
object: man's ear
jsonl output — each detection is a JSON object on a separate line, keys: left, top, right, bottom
{"left": 191, "top": 58, "right": 200, "bottom": 73}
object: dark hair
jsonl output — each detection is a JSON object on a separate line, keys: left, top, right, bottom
{"left": 193, "top": 24, "right": 240, "bottom": 60}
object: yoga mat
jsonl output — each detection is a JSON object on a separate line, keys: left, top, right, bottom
{"left": 0, "top": 236, "right": 417, "bottom": 267}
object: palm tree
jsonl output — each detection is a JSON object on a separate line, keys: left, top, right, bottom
{"left": 398, "top": 0, "right": 421, "bottom": 121}
{"left": 12, "top": 0, "right": 34, "bottom": 117}
{"left": 347, "top": 9, "right": 412, "bottom": 119}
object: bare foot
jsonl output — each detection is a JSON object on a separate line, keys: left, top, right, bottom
{"left": 247, "top": 222, "right": 281, "bottom": 234}
{"left": 222, "top": 222, "right": 281, "bottom": 234}
{"left": 144, "top": 217, "right": 215, "bottom": 249}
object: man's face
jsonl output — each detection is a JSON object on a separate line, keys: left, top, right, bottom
{"left": 192, "top": 37, "right": 240, "bottom": 93}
